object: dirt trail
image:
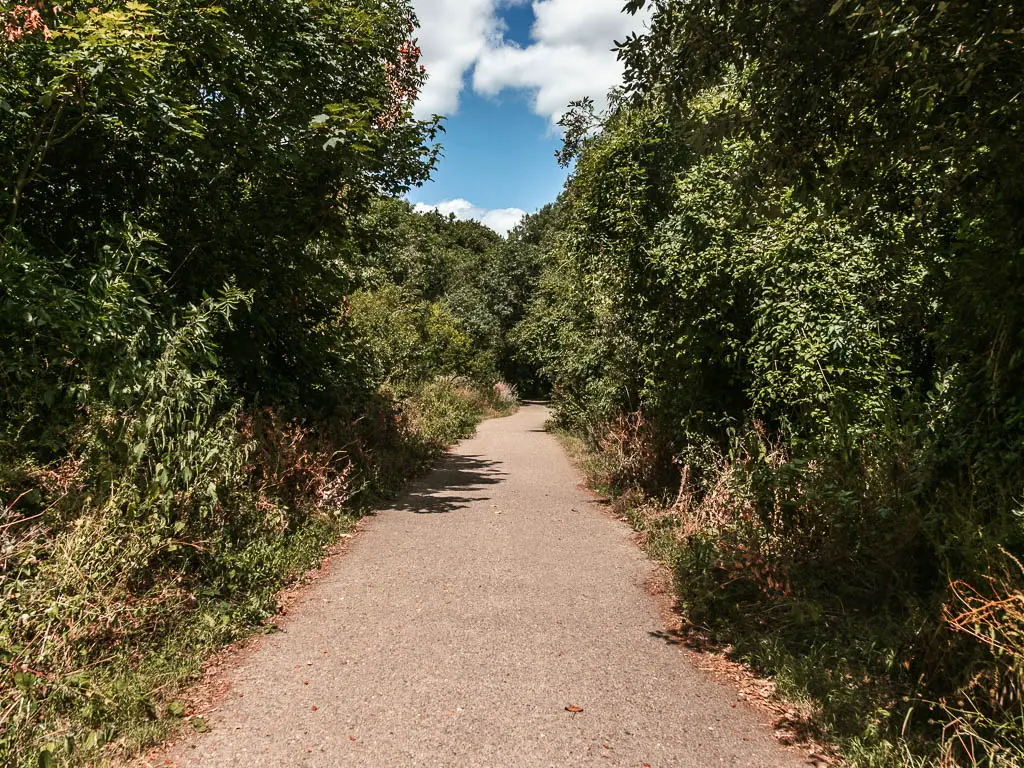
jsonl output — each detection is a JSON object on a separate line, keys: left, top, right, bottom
{"left": 157, "top": 405, "right": 805, "bottom": 767}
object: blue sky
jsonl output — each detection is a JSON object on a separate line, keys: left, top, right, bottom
{"left": 406, "top": 87, "right": 567, "bottom": 215}
{"left": 407, "top": 0, "right": 649, "bottom": 233}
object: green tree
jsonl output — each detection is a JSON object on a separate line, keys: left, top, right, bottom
{"left": 519, "top": 1, "right": 1024, "bottom": 761}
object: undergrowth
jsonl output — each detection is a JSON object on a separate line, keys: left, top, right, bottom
{"left": 0, "top": 358, "right": 516, "bottom": 767}
{"left": 407, "top": 376, "right": 519, "bottom": 446}
{"left": 556, "top": 416, "right": 1024, "bottom": 768}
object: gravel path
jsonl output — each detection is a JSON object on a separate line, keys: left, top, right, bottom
{"left": 158, "top": 405, "right": 805, "bottom": 767}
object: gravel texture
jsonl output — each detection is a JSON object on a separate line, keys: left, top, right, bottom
{"left": 158, "top": 404, "right": 806, "bottom": 767}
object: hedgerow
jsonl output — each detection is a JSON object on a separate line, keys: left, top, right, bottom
{"left": 0, "top": 2, "right": 518, "bottom": 765}
{"left": 518, "top": 1, "right": 1024, "bottom": 763}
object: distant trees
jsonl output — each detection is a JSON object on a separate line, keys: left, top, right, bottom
{"left": 357, "top": 198, "right": 557, "bottom": 393}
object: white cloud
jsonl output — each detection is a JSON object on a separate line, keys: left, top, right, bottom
{"left": 414, "top": 199, "right": 526, "bottom": 236}
{"left": 531, "top": 0, "right": 634, "bottom": 47}
{"left": 474, "top": 0, "right": 650, "bottom": 124}
{"left": 412, "top": 0, "right": 650, "bottom": 123}
{"left": 411, "top": 0, "right": 500, "bottom": 118}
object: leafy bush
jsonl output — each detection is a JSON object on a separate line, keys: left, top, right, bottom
{"left": 1, "top": 299, "right": 278, "bottom": 766}
{"left": 406, "top": 376, "right": 487, "bottom": 448}
{"left": 0, "top": 1, "right": 471, "bottom": 765}
{"left": 520, "top": 0, "right": 1024, "bottom": 763}
{"left": 348, "top": 285, "right": 483, "bottom": 388}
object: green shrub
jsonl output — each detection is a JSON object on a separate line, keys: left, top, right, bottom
{"left": 520, "top": 1, "right": 1024, "bottom": 763}
{"left": 407, "top": 376, "right": 485, "bottom": 449}
{"left": 348, "top": 286, "right": 486, "bottom": 388}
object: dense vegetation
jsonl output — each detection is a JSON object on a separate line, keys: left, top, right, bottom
{"left": 0, "top": 3, "right": 519, "bottom": 765}
{"left": 5, "top": 0, "right": 1024, "bottom": 766}
{"left": 517, "top": 1, "right": 1024, "bottom": 764}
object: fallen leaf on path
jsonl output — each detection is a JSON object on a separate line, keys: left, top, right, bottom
{"left": 565, "top": 705, "right": 583, "bottom": 713}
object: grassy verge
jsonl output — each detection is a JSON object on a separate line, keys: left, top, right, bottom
{"left": 0, "top": 378, "right": 517, "bottom": 768}
{"left": 553, "top": 427, "right": 1023, "bottom": 768}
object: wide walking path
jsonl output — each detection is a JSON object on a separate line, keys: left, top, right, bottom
{"left": 159, "top": 405, "right": 804, "bottom": 767}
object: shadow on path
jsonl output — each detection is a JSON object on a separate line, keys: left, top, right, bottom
{"left": 390, "top": 454, "right": 507, "bottom": 514}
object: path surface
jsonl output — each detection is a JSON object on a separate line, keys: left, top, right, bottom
{"left": 159, "top": 405, "right": 804, "bottom": 767}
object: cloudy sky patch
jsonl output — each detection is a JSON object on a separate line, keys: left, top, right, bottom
{"left": 414, "top": 0, "right": 648, "bottom": 123}
{"left": 408, "top": 0, "right": 649, "bottom": 233}
{"left": 414, "top": 199, "right": 527, "bottom": 236}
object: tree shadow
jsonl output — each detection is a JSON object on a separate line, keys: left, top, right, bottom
{"left": 649, "top": 629, "right": 690, "bottom": 646}
{"left": 649, "top": 627, "right": 723, "bottom": 653}
{"left": 389, "top": 454, "right": 507, "bottom": 514}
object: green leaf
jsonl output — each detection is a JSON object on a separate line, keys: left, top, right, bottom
{"left": 82, "top": 730, "right": 104, "bottom": 751}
